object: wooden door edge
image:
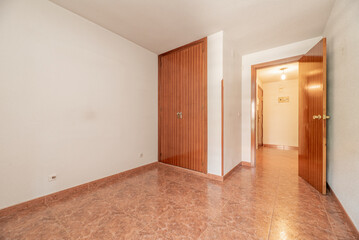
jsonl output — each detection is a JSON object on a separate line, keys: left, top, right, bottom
{"left": 322, "top": 37, "right": 327, "bottom": 194}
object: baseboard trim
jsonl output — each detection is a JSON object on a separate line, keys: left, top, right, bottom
{"left": 240, "top": 161, "right": 252, "bottom": 167}
{"left": 263, "top": 144, "right": 298, "bottom": 150}
{"left": 207, "top": 173, "right": 224, "bottom": 181}
{"left": 222, "top": 161, "right": 251, "bottom": 180}
{"left": 159, "top": 161, "right": 253, "bottom": 182}
{"left": 223, "top": 162, "right": 241, "bottom": 180}
{"left": 158, "top": 162, "right": 224, "bottom": 181}
{"left": 1, "top": 160, "right": 255, "bottom": 217}
{"left": 327, "top": 184, "right": 359, "bottom": 237}
{"left": 0, "top": 162, "right": 158, "bottom": 217}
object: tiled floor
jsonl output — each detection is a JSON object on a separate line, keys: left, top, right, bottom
{"left": 1, "top": 147, "right": 358, "bottom": 239}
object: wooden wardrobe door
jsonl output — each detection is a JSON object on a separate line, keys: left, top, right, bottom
{"left": 298, "top": 38, "right": 327, "bottom": 194}
{"left": 158, "top": 38, "right": 207, "bottom": 173}
{"left": 158, "top": 53, "right": 177, "bottom": 166}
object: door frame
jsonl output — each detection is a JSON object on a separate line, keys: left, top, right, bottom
{"left": 250, "top": 55, "right": 302, "bottom": 167}
{"left": 257, "top": 85, "right": 264, "bottom": 147}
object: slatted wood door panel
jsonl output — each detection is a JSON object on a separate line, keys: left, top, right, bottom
{"left": 298, "top": 38, "right": 327, "bottom": 194}
{"left": 158, "top": 53, "right": 177, "bottom": 165}
{"left": 158, "top": 38, "right": 207, "bottom": 173}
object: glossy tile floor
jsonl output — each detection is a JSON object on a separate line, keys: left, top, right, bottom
{"left": 1, "top": 147, "right": 358, "bottom": 240}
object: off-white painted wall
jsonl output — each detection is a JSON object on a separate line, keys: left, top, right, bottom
{"left": 241, "top": 36, "right": 322, "bottom": 163}
{"left": 223, "top": 35, "right": 242, "bottom": 175}
{"left": 0, "top": 0, "right": 157, "bottom": 209}
{"left": 262, "top": 79, "right": 298, "bottom": 147}
{"left": 324, "top": 0, "right": 359, "bottom": 229}
{"left": 207, "top": 31, "right": 242, "bottom": 176}
{"left": 207, "top": 31, "right": 223, "bottom": 176}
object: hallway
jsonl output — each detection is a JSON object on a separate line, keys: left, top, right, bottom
{"left": 0, "top": 148, "right": 357, "bottom": 239}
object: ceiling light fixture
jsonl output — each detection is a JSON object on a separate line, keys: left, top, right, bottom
{"left": 280, "top": 68, "right": 287, "bottom": 80}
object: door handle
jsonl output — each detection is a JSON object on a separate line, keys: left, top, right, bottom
{"left": 177, "top": 112, "right": 183, "bottom": 119}
{"left": 323, "top": 115, "right": 330, "bottom": 119}
{"left": 313, "top": 115, "right": 322, "bottom": 120}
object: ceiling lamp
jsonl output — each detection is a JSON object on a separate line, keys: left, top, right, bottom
{"left": 280, "top": 68, "right": 287, "bottom": 80}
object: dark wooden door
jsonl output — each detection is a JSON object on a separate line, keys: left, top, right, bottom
{"left": 158, "top": 38, "right": 207, "bottom": 173}
{"left": 298, "top": 38, "right": 327, "bottom": 194}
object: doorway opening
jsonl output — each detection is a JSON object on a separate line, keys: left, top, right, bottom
{"left": 254, "top": 61, "right": 300, "bottom": 179}
{"left": 256, "top": 62, "right": 299, "bottom": 151}
{"left": 250, "top": 55, "right": 302, "bottom": 167}
{"left": 250, "top": 38, "right": 327, "bottom": 194}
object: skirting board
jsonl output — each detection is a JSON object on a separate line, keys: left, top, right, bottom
{"left": 327, "top": 184, "right": 359, "bottom": 237}
{"left": 159, "top": 161, "right": 252, "bottom": 182}
{"left": 263, "top": 144, "right": 298, "bottom": 150}
{"left": 0, "top": 160, "right": 253, "bottom": 217}
{"left": 223, "top": 161, "right": 251, "bottom": 180}
{"left": 158, "top": 162, "right": 224, "bottom": 181}
{"left": 0, "top": 162, "right": 158, "bottom": 217}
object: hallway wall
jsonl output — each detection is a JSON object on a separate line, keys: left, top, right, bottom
{"left": 262, "top": 79, "right": 298, "bottom": 147}
{"left": 223, "top": 35, "right": 242, "bottom": 175}
{"left": 324, "top": 0, "right": 359, "bottom": 229}
{"left": 207, "top": 31, "right": 223, "bottom": 176}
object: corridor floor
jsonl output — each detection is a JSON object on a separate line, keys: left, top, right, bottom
{"left": 0, "top": 147, "right": 358, "bottom": 239}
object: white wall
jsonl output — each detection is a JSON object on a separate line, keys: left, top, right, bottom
{"left": 0, "top": 0, "right": 158, "bottom": 209}
{"left": 262, "top": 79, "right": 298, "bottom": 147}
{"left": 241, "top": 37, "right": 322, "bottom": 163}
{"left": 323, "top": 0, "right": 359, "bottom": 229}
{"left": 207, "top": 31, "right": 223, "bottom": 176}
{"left": 223, "top": 34, "right": 242, "bottom": 174}
{"left": 207, "top": 31, "right": 242, "bottom": 176}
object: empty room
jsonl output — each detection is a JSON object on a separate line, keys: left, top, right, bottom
{"left": 0, "top": 0, "right": 358, "bottom": 239}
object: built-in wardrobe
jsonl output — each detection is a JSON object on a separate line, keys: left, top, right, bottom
{"left": 158, "top": 38, "right": 207, "bottom": 173}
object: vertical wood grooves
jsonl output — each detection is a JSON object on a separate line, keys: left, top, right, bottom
{"left": 221, "top": 79, "right": 224, "bottom": 176}
{"left": 158, "top": 38, "right": 207, "bottom": 173}
{"left": 191, "top": 45, "right": 195, "bottom": 171}
{"left": 159, "top": 56, "right": 162, "bottom": 162}
{"left": 203, "top": 41, "right": 208, "bottom": 173}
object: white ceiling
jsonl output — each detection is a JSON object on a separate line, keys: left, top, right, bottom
{"left": 50, "top": 0, "right": 335, "bottom": 54}
{"left": 257, "top": 62, "right": 298, "bottom": 83}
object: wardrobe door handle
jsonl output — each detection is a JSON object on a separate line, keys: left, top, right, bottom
{"left": 177, "top": 112, "right": 183, "bottom": 119}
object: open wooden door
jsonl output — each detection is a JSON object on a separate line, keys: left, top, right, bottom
{"left": 298, "top": 38, "right": 327, "bottom": 194}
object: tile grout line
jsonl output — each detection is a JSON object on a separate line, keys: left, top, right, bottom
{"left": 266, "top": 168, "right": 282, "bottom": 240}
{"left": 196, "top": 196, "right": 231, "bottom": 240}
{"left": 125, "top": 168, "right": 214, "bottom": 237}
{"left": 3, "top": 156, "right": 355, "bottom": 239}
{"left": 148, "top": 167, "right": 230, "bottom": 240}
{"left": 126, "top": 167, "right": 228, "bottom": 237}
{"left": 115, "top": 171, "right": 182, "bottom": 235}
{"left": 319, "top": 191, "right": 339, "bottom": 240}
